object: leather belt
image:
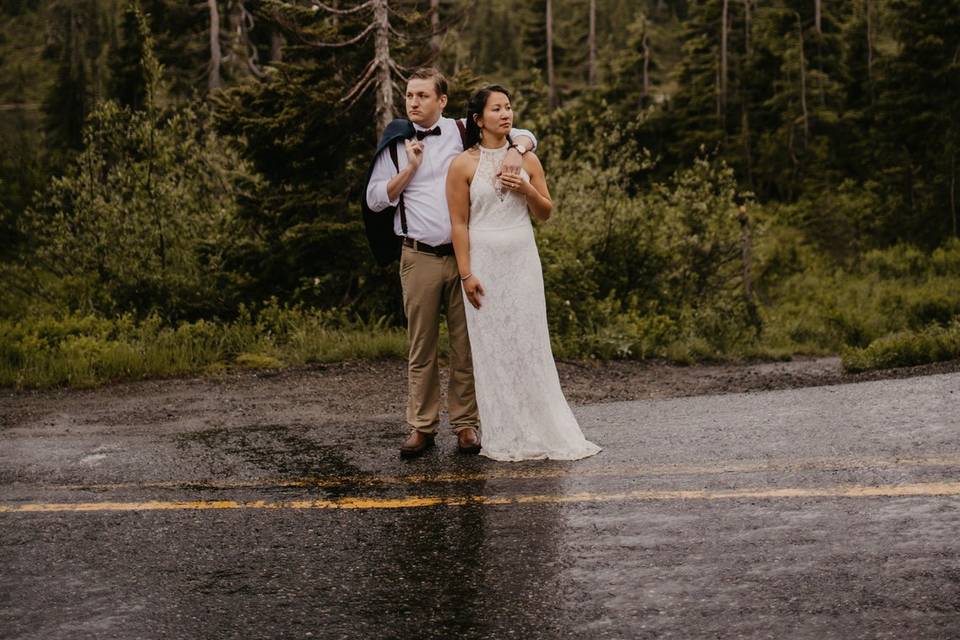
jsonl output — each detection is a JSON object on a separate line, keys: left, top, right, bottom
{"left": 402, "top": 237, "right": 454, "bottom": 256}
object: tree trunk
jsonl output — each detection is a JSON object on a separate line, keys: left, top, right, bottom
{"left": 373, "top": 0, "right": 394, "bottom": 138}
{"left": 641, "top": 19, "right": 650, "bottom": 105}
{"left": 797, "top": 13, "right": 809, "bottom": 148}
{"left": 909, "top": 166, "right": 916, "bottom": 213}
{"left": 547, "top": 0, "right": 557, "bottom": 108}
{"left": 270, "top": 28, "right": 284, "bottom": 63}
{"left": 226, "top": 0, "right": 243, "bottom": 74}
{"left": 715, "top": 48, "right": 721, "bottom": 118}
{"left": 430, "top": 0, "right": 441, "bottom": 57}
{"left": 814, "top": 0, "right": 825, "bottom": 107}
{"left": 207, "top": 0, "right": 222, "bottom": 90}
{"left": 739, "top": 205, "right": 760, "bottom": 330}
{"left": 741, "top": 100, "right": 754, "bottom": 190}
{"left": 720, "top": 0, "right": 729, "bottom": 118}
{"left": 588, "top": 0, "right": 597, "bottom": 86}
{"left": 225, "top": 0, "right": 264, "bottom": 79}
{"left": 742, "top": 0, "right": 754, "bottom": 189}
{"left": 952, "top": 153, "right": 958, "bottom": 238}
{"left": 865, "top": 0, "right": 874, "bottom": 99}
{"left": 743, "top": 0, "right": 751, "bottom": 56}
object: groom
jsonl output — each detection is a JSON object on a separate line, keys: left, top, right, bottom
{"left": 363, "top": 67, "right": 536, "bottom": 458}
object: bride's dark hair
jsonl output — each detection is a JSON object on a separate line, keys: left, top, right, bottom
{"left": 463, "top": 84, "right": 512, "bottom": 150}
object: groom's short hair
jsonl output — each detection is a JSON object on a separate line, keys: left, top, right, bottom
{"left": 409, "top": 67, "right": 448, "bottom": 98}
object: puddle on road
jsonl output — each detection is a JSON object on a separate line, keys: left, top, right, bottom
{"left": 176, "top": 424, "right": 362, "bottom": 477}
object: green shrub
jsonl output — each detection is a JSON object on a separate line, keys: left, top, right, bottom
{"left": 16, "top": 100, "right": 260, "bottom": 321}
{"left": 754, "top": 231, "right": 960, "bottom": 357}
{"left": 0, "top": 304, "right": 407, "bottom": 389}
{"left": 538, "top": 140, "right": 758, "bottom": 359}
{"left": 842, "top": 320, "right": 960, "bottom": 372}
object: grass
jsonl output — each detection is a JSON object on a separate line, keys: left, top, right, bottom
{"left": 842, "top": 321, "right": 960, "bottom": 373}
{"left": 4, "top": 307, "right": 958, "bottom": 389}
{"left": 4, "top": 239, "right": 960, "bottom": 388}
{"left": 0, "top": 306, "right": 408, "bottom": 389}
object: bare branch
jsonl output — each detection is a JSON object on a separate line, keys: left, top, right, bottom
{"left": 310, "top": 0, "right": 374, "bottom": 15}
{"left": 391, "top": 58, "right": 418, "bottom": 73}
{"left": 387, "top": 56, "right": 406, "bottom": 76}
{"left": 208, "top": 0, "right": 223, "bottom": 90}
{"left": 341, "top": 58, "right": 378, "bottom": 103}
{"left": 304, "top": 20, "right": 375, "bottom": 47}
{"left": 342, "top": 74, "right": 376, "bottom": 108}
{"left": 246, "top": 56, "right": 266, "bottom": 78}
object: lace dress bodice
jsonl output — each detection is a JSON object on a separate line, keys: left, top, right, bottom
{"left": 468, "top": 143, "right": 531, "bottom": 231}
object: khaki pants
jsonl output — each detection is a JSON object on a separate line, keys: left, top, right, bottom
{"left": 399, "top": 244, "right": 478, "bottom": 434}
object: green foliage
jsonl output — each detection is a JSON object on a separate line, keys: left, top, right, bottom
{"left": 211, "top": 56, "right": 378, "bottom": 313}
{"left": 42, "top": 0, "right": 109, "bottom": 156}
{"left": 2, "top": 0, "right": 960, "bottom": 383}
{"left": 0, "top": 299, "right": 407, "bottom": 389}
{"left": 842, "top": 320, "right": 960, "bottom": 373}
{"left": 17, "top": 100, "right": 261, "bottom": 320}
{"left": 757, "top": 236, "right": 960, "bottom": 354}
{"left": 535, "top": 108, "right": 757, "bottom": 359}
{"left": 870, "top": 0, "right": 960, "bottom": 244}
{"left": 205, "top": 1, "right": 446, "bottom": 318}
{"left": 108, "top": 0, "right": 162, "bottom": 112}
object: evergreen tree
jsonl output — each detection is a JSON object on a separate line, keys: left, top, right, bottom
{"left": 604, "top": 7, "right": 667, "bottom": 110}
{"left": 141, "top": 0, "right": 211, "bottom": 98}
{"left": 209, "top": 0, "right": 438, "bottom": 316}
{"left": 108, "top": 0, "right": 161, "bottom": 111}
{"left": 21, "top": 100, "right": 259, "bottom": 319}
{"left": 872, "top": 0, "right": 960, "bottom": 244}
{"left": 655, "top": 0, "right": 731, "bottom": 173}
{"left": 43, "top": 0, "right": 106, "bottom": 155}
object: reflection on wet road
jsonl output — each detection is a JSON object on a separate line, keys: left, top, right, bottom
{"left": 1, "top": 373, "right": 958, "bottom": 639}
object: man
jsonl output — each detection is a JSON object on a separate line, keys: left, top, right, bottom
{"left": 364, "top": 67, "right": 536, "bottom": 458}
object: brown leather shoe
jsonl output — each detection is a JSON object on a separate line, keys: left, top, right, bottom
{"left": 400, "top": 430, "right": 436, "bottom": 459}
{"left": 456, "top": 427, "right": 481, "bottom": 454}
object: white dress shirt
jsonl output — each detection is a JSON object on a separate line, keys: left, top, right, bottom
{"left": 365, "top": 116, "right": 537, "bottom": 247}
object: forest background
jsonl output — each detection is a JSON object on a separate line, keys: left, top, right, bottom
{"left": 1, "top": 0, "right": 959, "bottom": 388}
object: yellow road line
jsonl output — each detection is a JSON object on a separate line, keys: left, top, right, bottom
{"left": 40, "top": 455, "right": 960, "bottom": 492}
{"left": 3, "top": 481, "right": 960, "bottom": 513}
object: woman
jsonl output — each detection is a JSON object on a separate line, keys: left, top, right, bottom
{"left": 446, "top": 85, "right": 601, "bottom": 461}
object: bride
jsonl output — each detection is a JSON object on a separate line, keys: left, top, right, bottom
{"left": 445, "top": 85, "right": 601, "bottom": 461}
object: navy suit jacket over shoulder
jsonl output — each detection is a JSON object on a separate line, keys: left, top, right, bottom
{"left": 362, "top": 119, "right": 416, "bottom": 266}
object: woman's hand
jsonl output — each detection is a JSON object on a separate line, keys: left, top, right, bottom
{"left": 462, "top": 274, "right": 485, "bottom": 309}
{"left": 498, "top": 170, "right": 531, "bottom": 196}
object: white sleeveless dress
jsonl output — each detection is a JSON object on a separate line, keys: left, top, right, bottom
{"left": 463, "top": 143, "right": 601, "bottom": 461}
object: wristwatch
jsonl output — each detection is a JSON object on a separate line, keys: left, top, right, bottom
{"left": 508, "top": 142, "right": 529, "bottom": 155}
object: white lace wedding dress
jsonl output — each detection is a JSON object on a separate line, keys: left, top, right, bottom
{"left": 463, "top": 143, "right": 602, "bottom": 461}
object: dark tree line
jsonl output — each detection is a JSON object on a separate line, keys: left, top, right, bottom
{"left": 1, "top": 0, "right": 958, "bottom": 323}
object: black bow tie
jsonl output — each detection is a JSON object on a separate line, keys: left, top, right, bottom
{"left": 415, "top": 126, "right": 442, "bottom": 140}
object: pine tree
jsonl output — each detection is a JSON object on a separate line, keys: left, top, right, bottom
{"left": 140, "top": 0, "right": 211, "bottom": 98}
{"left": 108, "top": 0, "right": 162, "bottom": 111}
{"left": 43, "top": 0, "right": 105, "bottom": 154}
{"left": 207, "top": 0, "right": 439, "bottom": 314}
{"left": 872, "top": 0, "right": 960, "bottom": 243}
{"left": 605, "top": 8, "right": 664, "bottom": 110}
{"left": 660, "top": 0, "right": 730, "bottom": 168}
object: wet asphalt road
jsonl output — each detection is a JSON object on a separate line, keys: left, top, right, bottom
{"left": 1, "top": 372, "right": 959, "bottom": 639}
